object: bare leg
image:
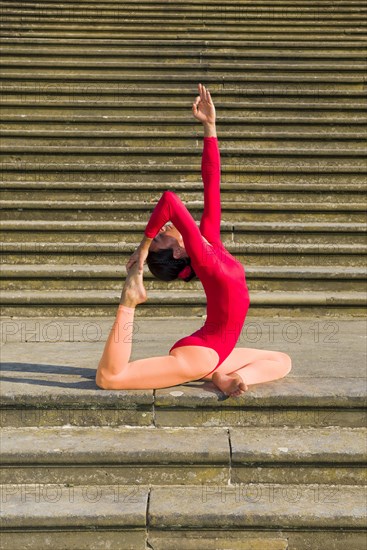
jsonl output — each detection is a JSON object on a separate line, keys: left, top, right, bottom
{"left": 95, "top": 263, "right": 219, "bottom": 390}
{"left": 201, "top": 347, "right": 292, "bottom": 397}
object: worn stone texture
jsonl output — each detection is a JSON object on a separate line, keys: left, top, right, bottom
{"left": 0, "top": 531, "right": 146, "bottom": 550}
{"left": 148, "top": 484, "right": 367, "bottom": 529}
{"left": 230, "top": 426, "right": 367, "bottom": 463}
{"left": 0, "top": 484, "right": 148, "bottom": 528}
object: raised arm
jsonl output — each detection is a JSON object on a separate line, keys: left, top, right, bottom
{"left": 192, "top": 83, "right": 221, "bottom": 244}
{"left": 144, "top": 190, "right": 207, "bottom": 271}
{"left": 200, "top": 133, "right": 221, "bottom": 244}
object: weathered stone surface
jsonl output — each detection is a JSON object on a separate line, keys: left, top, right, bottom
{"left": 148, "top": 531, "right": 288, "bottom": 550}
{"left": 0, "top": 407, "right": 152, "bottom": 427}
{"left": 230, "top": 426, "right": 367, "bottom": 463}
{"left": 0, "top": 484, "right": 148, "bottom": 528}
{"left": 148, "top": 530, "right": 367, "bottom": 550}
{"left": 155, "top": 407, "right": 366, "bottom": 428}
{"left": 0, "top": 426, "right": 229, "bottom": 464}
{"left": 0, "top": 531, "right": 146, "bottom": 550}
{"left": 148, "top": 484, "right": 366, "bottom": 529}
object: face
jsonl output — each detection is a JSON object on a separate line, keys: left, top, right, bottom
{"left": 149, "top": 223, "right": 189, "bottom": 260}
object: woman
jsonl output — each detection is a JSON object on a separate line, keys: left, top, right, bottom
{"left": 96, "top": 83, "right": 292, "bottom": 397}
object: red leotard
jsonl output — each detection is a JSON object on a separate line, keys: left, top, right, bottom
{"left": 144, "top": 137, "right": 250, "bottom": 374}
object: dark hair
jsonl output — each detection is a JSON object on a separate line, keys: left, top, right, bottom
{"left": 146, "top": 247, "right": 197, "bottom": 283}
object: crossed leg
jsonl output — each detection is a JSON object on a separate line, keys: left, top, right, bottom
{"left": 199, "top": 346, "right": 292, "bottom": 393}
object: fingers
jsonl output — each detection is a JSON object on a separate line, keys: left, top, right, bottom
{"left": 198, "top": 82, "right": 212, "bottom": 104}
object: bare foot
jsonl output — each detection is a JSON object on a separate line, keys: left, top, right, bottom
{"left": 212, "top": 371, "right": 248, "bottom": 398}
{"left": 120, "top": 262, "right": 147, "bottom": 307}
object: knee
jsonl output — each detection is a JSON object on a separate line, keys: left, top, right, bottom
{"left": 276, "top": 351, "right": 292, "bottom": 376}
{"left": 95, "top": 364, "right": 117, "bottom": 390}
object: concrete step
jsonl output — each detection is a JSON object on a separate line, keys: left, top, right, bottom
{"left": 3, "top": 57, "right": 367, "bottom": 71}
{"left": 2, "top": 140, "right": 367, "bottom": 156}
{"left": 2, "top": 186, "right": 366, "bottom": 204}
{"left": 3, "top": 140, "right": 366, "bottom": 154}
{"left": 2, "top": 122, "right": 365, "bottom": 138}
{"left": 2, "top": 264, "right": 366, "bottom": 293}
{"left": 1, "top": 200, "right": 365, "bottom": 223}
{"left": 2, "top": 220, "right": 366, "bottom": 246}
{"left": 3, "top": 44, "right": 367, "bottom": 60}
{"left": 1, "top": 290, "right": 366, "bottom": 318}
{"left": 1, "top": 482, "right": 365, "bottom": 549}
{"left": 1, "top": 67, "right": 365, "bottom": 81}
{"left": 2, "top": 30, "right": 365, "bottom": 43}
{"left": 1, "top": 179, "right": 366, "bottom": 191}
{"left": 1, "top": 425, "right": 365, "bottom": 485}
{"left": 2, "top": 97, "right": 367, "bottom": 110}
{"left": 2, "top": 242, "right": 366, "bottom": 268}
{"left": 1, "top": 314, "right": 365, "bottom": 426}
{"left": 2, "top": 170, "right": 365, "bottom": 186}
{"left": 3, "top": 6, "right": 366, "bottom": 20}
{"left": 2, "top": 36, "right": 365, "bottom": 48}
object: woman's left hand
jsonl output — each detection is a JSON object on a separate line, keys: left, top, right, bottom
{"left": 126, "top": 242, "right": 150, "bottom": 274}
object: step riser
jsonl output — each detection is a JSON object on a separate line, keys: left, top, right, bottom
{"left": 2, "top": 278, "right": 366, "bottom": 293}
{"left": 2, "top": 172, "right": 366, "bottom": 186}
{"left": 0, "top": 531, "right": 366, "bottom": 550}
{"left": 1, "top": 464, "right": 365, "bottom": 486}
{"left": 5, "top": 190, "right": 364, "bottom": 203}
{"left": 2, "top": 231, "right": 365, "bottom": 247}
{"left": 1, "top": 211, "right": 365, "bottom": 223}
{"left": 2, "top": 407, "right": 365, "bottom": 428}
{"left": 2, "top": 253, "right": 365, "bottom": 267}
{"left": 2, "top": 305, "right": 366, "bottom": 317}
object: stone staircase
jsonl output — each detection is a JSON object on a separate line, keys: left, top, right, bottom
{"left": 1, "top": 354, "right": 366, "bottom": 549}
{"left": 1, "top": 2, "right": 367, "bottom": 549}
{"left": 1, "top": 0, "right": 367, "bottom": 317}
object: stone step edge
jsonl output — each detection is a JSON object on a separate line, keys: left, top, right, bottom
{"left": 2, "top": 145, "right": 367, "bottom": 156}
{"left": 1, "top": 182, "right": 365, "bottom": 192}
{"left": 1, "top": 200, "right": 365, "bottom": 211}
{"left": 2, "top": 221, "right": 365, "bottom": 233}
{"left": 2, "top": 243, "right": 366, "bottom": 255}
{"left": 0, "top": 483, "right": 365, "bottom": 530}
{"left": 1, "top": 264, "right": 365, "bottom": 279}
{"left": 3, "top": 59, "right": 367, "bottom": 69}
{"left": 2, "top": 37, "right": 366, "bottom": 49}
{"left": 1, "top": 376, "right": 365, "bottom": 408}
{"left": 1, "top": 426, "right": 365, "bottom": 465}
{"left": 1, "top": 290, "right": 366, "bottom": 306}
{"left": 1, "top": 72, "right": 365, "bottom": 83}
{"left": 2, "top": 242, "right": 366, "bottom": 254}
{"left": 3, "top": 100, "right": 367, "bottom": 110}
{"left": 3, "top": 47, "right": 367, "bottom": 59}
{"left": 2, "top": 82, "right": 366, "bottom": 95}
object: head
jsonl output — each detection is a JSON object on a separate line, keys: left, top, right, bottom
{"left": 146, "top": 223, "right": 197, "bottom": 282}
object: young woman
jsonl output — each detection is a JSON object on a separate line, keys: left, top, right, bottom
{"left": 96, "top": 83, "right": 292, "bottom": 397}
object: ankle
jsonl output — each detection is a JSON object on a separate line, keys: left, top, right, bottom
{"left": 119, "top": 292, "right": 136, "bottom": 308}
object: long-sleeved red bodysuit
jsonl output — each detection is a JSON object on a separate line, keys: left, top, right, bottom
{"left": 144, "top": 137, "right": 251, "bottom": 374}
{"left": 97, "top": 137, "right": 292, "bottom": 391}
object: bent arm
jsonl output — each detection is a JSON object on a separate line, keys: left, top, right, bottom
{"left": 199, "top": 124, "right": 221, "bottom": 244}
{"left": 144, "top": 190, "right": 206, "bottom": 270}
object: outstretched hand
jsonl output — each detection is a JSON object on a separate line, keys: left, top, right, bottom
{"left": 126, "top": 243, "right": 149, "bottom": 274}
{"left": 192, "top": 83, "right": 216, "bottom": 125}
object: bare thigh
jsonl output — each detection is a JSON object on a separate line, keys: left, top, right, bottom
{"left": 199, "top": 347, "right": 286, "bottom": 381}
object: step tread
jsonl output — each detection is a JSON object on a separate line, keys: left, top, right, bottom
{"left": 1, "top": 426, "right": 365, "bottom": 464}
{"left": 1, "top": 200, "right": 365, "bottom": 210}
{"left": 2, "top": 220, "right": 365, "bottom": 232}
{"left": 2, "top": 264, "right": 365, "bottom": 278}
{"left": 1, "top": 289, "right": 366, "bottom": 307}
{"left": 1, "top": 482, "right": 364, "bottom": 530}
{"left": 2, "top": 144, "right": 367, "bottom": 155}
{"left": 148, "top": 483, "right": 366, "bottom": 528}
{"left": 0, "top": 483, "right": 148, "bottom": 528}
